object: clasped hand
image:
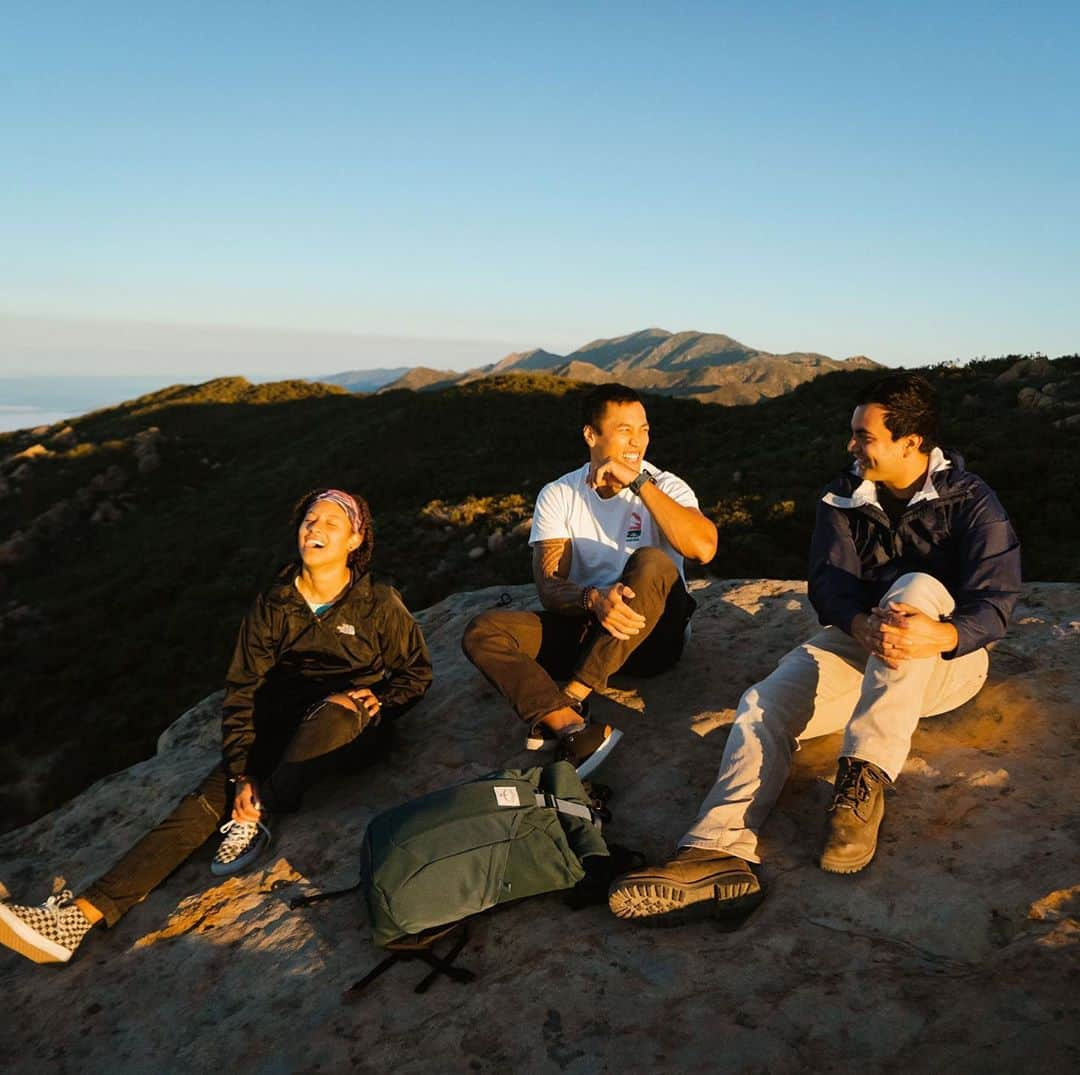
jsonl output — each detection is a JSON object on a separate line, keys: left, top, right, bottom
{"left": 853, "top": 601, "right": 956, "bottom": 668}
{"left": 590, "top": 582, "right": 647, "bottom": 641}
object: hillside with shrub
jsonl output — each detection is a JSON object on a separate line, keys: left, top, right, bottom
{"left": 0, "top": 355, "right": 1077, "bottom": 829}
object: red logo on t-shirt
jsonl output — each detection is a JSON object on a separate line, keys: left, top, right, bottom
{"left": 626, "top": 511, "right": 642, "bottom": 543}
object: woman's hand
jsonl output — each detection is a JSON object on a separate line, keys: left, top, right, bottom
{"left": 232, "top": 777, "right": 262, "bottom": 821}
{"left": 344, "top": 688, "right": 381, "bottom": 720}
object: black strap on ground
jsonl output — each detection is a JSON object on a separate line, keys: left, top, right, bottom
{"left": 341, "top": 921, "right": 476, "bottom": 1001}
{"left": 289, "top": 878, "right": 362, "bottom": 909}
{"left": 411, "top": 923, "right": 475, "bottom": 994}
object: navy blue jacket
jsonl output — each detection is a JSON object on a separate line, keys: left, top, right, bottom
{"left": 808, "top": 449, "right": 1021, "bottom": 658}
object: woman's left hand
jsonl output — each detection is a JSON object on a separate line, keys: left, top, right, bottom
{"left": 345, "top": 688, "right": 381, "bottom": 720}
{"left": 232, "top": 777, "right": 262, "bottom": 821}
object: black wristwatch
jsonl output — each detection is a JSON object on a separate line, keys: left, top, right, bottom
{"left": 627, "top": 469, "right": 656, "bottom": 495}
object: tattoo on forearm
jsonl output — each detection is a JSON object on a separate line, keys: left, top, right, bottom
{"left": 532, "top": 540, "right": 583, "bottom": 615}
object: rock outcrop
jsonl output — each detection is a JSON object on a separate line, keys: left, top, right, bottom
{"left": 1, "top": 581, "right": 1077, "bottom": 1073}
{"left": 992, "top": 355, "right": 1080, "bottom": 430}
{"left": 0, "top": 428, "right": 160, "bottom": 570}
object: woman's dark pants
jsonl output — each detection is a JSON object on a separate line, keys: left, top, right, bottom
{"left": 81, "top": 699, "right": 384, "bottom": 927}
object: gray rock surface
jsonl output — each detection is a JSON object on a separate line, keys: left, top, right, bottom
{"left": 1, "top": 581, "right": 1077, "bottom": 1073}
{"left": 996, "top": 355, "right": 1056, "bottom": 384}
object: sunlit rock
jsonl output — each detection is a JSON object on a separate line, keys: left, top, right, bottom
{"left": 0, "top": 580, "right": 1076, "bottom": 1070}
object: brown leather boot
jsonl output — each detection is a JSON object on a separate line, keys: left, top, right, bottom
{"left": 608, "top": 846, "right": 761, "bottom": 925}
{"left": 820, "top": 756, "right": 891, "bottom": 874}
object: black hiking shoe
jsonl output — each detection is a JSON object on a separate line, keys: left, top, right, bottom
{"left": 557, "top": 721, "right": 622, "bottom": 779}
{"left": 607, "top": 847, "right": 762, "bottom": 926}
{"left": 525, "top": 697, "right": 591, "bottom": 751}
{"left": 820, "top": 756, "right": 891, "bottom": 874}
{"left": 524, "top": 723, "right": 558, "bottom": 751}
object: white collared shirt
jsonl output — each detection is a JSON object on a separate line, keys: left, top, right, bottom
{"left": 821, "top": 447, "right": 951, "bottom": 513}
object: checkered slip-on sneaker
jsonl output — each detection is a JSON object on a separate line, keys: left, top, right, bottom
{"left": 0, "top": 890, "right": 93, "bottom": 964}
{"left": 211, "top": 819, "right": 272, "bottom": 877}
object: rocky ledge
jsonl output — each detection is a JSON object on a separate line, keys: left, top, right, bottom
{"left": 1, "top": 580, "right": 1077, "bottom": 1073}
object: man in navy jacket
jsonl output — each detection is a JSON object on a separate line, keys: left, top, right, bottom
{"left": 609, "top": 373, "right": 1022, "bottom": 924}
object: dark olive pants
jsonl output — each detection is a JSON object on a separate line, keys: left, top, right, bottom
{"left": 462, "top": 546, "right": 695, "bottom": 728}
{"left": 82, "top": 699, "right": 386, "bottom": 927}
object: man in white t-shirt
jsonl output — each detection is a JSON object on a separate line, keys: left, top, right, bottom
{"left": 462, "top": 383, "right": 717, "bottom": 776}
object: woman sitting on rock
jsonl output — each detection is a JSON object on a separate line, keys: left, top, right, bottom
{"left": 0, "top": 488, "right": 432, "bottom": 965}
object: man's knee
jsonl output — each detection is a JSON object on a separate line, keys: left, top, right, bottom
{"left": 623, "top": 546, "right": 678, "bottom": 585}
{"left": 882, "top": 572, "right": 954, "bottom": 618}
{"left": 462, "top": 610, "right": 508, "bottom": 663}
{"left": 734, "top": 644, "right": 822, "bottom": 737}
{"left": 734, "top": 684, "right": 763, "bottom": 725}
{"left": 729, "top": 685, "right": 797, "bottom": 756}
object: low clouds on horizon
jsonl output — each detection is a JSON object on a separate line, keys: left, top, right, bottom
{"left": 0, "top": 315, "right": 520, "bottom": 378}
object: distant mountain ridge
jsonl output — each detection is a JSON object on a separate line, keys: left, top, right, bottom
{"left": 314, "top": 366, "right": 414, "bottom": 393}
{"left": 1, "top": 353, "right": 1076, "bottom": 830}
{"left": 324, "top": 328, "right": 880, "bottom": 404}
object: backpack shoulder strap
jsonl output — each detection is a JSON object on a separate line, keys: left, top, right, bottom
{"left": 289, "top": 878, "right": 362, "bottom": 909}
{"left": 342, "top": 921, "right": 476, "bottom": 1000}
{"left": 533, "top": 791, "right": 601, "bottom": 828}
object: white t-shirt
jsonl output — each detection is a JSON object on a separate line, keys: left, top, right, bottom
{"left": 529, "top": 461, "right": 700, "bottom": 588}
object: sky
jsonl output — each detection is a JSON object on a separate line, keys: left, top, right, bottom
{"left": 2, "top": 1, "right": 1078, "bottom": 377}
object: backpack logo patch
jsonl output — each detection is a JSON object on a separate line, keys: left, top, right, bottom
{"left": 626, "top": 511, "right": 642, "bottom": 544}
{"left": 336, "top": 623, "right": 356, "bottom": 635}
{"left": 493, "top": 786, "right": 520, "bottom": 807}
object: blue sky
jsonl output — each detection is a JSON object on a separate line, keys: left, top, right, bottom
{"left": 2, "top": 1, "right": 1077, "bottom": 375}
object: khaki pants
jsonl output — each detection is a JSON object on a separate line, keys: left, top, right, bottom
{"left": 681, "top": 572, "right": 989, "bottom": 863}
{"left": 82, "top": 702, "right": 390, "bottom": 926}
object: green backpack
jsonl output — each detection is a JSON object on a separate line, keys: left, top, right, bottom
{"left": 292, "top": 760, "right": 624, "bottom": 996}
{"left": 361, "top": 760, "right": 609, "bottom": 948}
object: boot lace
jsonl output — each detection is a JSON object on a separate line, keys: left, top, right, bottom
{"left": 830, "top": 761, "right": 883, "bottom": 818}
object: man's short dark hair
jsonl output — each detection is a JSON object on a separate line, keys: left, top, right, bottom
{"left": 855, "top": 373, "right": 940, "bottom": 453}
{"left": 581, "top": 383, "right": 643, "bottom": 430}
